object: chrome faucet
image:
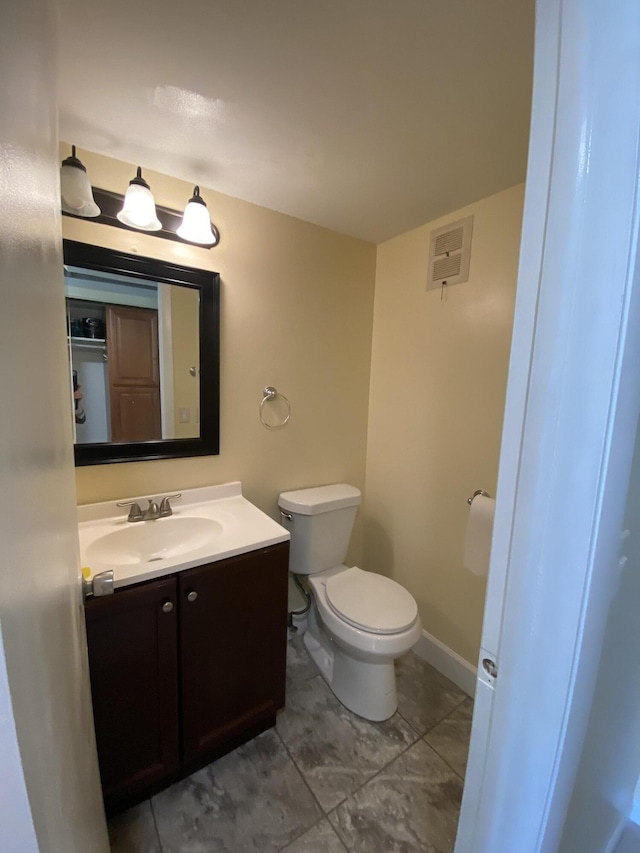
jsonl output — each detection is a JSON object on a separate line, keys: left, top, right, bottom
{"left": 117, "top": 493, "right": 182, "bottom": 522}
{"left": 116, "top": 500, "right": 145, "bottom": 522}
{"left": 159, "top": 494, "right": 181, "bottom": 517}
{"left": 146, "top": 500, "right": 160, "bottom": 519}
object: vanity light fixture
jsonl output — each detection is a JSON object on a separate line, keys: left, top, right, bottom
{"left": 60, "top": 145, "right": 101, "bottom": 218}
{"left": 116, "top": 166, "right": 162, "bottom": 231}
{"left": 177, "top": 186, "right": 216, "bottom": 246}
{"left": 60, "top": 158, "right": 220, "bottom": 248}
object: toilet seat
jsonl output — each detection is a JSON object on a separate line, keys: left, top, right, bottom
{"left": 324, "top": 567, "right": 418, "bottom": 635}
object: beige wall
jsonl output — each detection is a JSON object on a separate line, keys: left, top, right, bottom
{"left": 63, "top": 148, "right": 523, "bottom": 663}
{"left": 364, "top": 185, "right": 524, "bottom": 664}
{"left": 64, "top": 148, "right": 376, "bottom": 563}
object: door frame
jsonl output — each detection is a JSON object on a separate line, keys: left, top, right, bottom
{"left": 456, "top": 0, "right": 640, "bottom": 850}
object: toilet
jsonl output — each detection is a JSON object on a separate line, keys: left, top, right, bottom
{"left": 278, "top": 483, "right": 421, "bottom": 721}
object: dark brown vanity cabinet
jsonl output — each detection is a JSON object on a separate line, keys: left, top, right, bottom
{"left": 179, "top": 544, "right": 289, "bottom": 762}
{"left": 85, "top": 575, "right": 180, "bottom": 808}
{"left": 85, "top": 542, "right": 289, "bottom": 814}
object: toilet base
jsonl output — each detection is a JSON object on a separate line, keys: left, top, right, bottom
{"left": 304, "top": 614, "right": 398, "bottom": 722}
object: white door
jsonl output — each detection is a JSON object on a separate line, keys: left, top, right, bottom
{"left": 455, "top": 1, "right": 640, "bottom": 851}
{"left": 0, "top": 1, "right": 109, "bottom": 850}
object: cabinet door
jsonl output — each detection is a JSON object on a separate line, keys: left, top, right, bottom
{"left": 85, "top": 576, "right": 179, "bottom": 810}
{"left": 179, "top": 543, "right": 289, "bottom": 764}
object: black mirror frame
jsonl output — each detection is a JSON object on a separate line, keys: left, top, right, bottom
{"left": 64, "top": 240, "right": 220, "bottom": 466}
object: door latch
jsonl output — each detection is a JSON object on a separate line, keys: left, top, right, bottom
{"left": 482, "top": 657, "right": 498, "bottom": 681}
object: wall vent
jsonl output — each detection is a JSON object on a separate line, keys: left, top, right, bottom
{"left": 427, "top": 215, "right": 474, "bottom": 291}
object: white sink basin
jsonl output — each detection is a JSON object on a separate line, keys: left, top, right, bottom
{"left": 77, "top": 481, "right": 290, "bottom": 588}
{"left": 86, "top": 516, "right": 224, "bottom": 567}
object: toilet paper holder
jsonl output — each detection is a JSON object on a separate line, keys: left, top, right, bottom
{"left": 467, "top": 489, "right": 491, "bottom": 506}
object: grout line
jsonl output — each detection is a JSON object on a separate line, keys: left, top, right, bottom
{"left": 324, "top": 810, "right": 352, "bottom": 853}
{"left": 273, "top": 726, "right": 355, "bottom": 851}
{"left": 275, "top": 724, "right": 328, "bottom": 817}
{"left": 281, "top": 641, "right": 469, "bottom": 846}
{"left": 421, "top": 699, "right": 473, "bottom": 782}
{"left": 148, "top": 797, "right": 165, "bottom": 853}
{"left": 287, "top": 646, "right": 455, "bottom": 805}
{"left": 283, "top": 651, "right": 355, "bottom": 816}
{"left": 453, "top": 694, "right": 472, "bottom": 712}
{"left": 325, "top": 734, "right": 421, "bottom": 812}
{"left": 273, "top": 817, "right": 323, "bottom": 853}
{"left": 421, "top": 736, "right": 468, "bottom": 782}
{"left": 395, "top": 708, "right": 423, "bottom": 741}
{"left": 282, "top": 676, "right": 424, "bottom": 815}
{"left": 282, "top": 655, "right": 336, "bottom": 816}
{"left": 274, "top": 815, "right": 351, "bottom": 853}
{"left": 418, "top": 694, "right": 470, "bottom": 738}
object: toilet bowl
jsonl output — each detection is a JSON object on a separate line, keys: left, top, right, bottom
{"left": 279, "top": 484, "right": 421, "bottom": 721}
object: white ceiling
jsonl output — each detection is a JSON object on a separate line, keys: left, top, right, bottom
{"left": 58, "top": 0, "right": 534, "bottom": 244}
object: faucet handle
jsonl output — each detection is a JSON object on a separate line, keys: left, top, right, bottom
{"left": 116, "top": 500, "right": 145, "bottom": 522}
{"left": 159, "top": 493, "right": 182, "bottom": 517}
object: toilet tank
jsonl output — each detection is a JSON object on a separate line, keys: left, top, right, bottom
{"left": 278, "top": 484, "right": 361, "bottom": 575}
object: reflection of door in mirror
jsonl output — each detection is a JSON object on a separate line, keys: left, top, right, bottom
{"left": 65, "top": 266, "right": 201, "bottom": 446}
{"left": 106, "top": 305, "right": 161, "bottom": 442}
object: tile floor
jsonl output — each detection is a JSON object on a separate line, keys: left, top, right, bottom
{"left": 108, "top": 637, "right": 473, "bottom": 853}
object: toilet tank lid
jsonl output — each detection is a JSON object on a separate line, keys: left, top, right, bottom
{"left": 278, "top": 484, "right": 361, "bottom": 515}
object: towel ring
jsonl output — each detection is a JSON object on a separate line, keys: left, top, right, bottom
{"left": 260, "top": 386, "right": 291, "bottom": 430}
{"left": 467, "top": 489, "right": 491, "bottom": 506}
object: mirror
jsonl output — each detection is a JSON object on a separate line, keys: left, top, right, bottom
{"left": 63, "top": 240, "right": 220, "bottom": 466}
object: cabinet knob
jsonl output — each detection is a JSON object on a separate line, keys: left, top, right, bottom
{"left": 186, "top": 590, "right": 198, "bottom": 603}
{"left": 162, "top": 601, "right": 174, "bottom": 613}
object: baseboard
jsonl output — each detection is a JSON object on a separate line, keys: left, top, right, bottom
{"left": 412, "top": 629, "right": 477, "bottom": 697}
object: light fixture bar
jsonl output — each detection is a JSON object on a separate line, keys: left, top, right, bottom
{"left": 62, "top": 187, "right": 220, "bottom": 249}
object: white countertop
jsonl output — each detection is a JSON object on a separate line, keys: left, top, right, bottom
{"left": 78, "top": 481, "right": 290, "bottom": 589}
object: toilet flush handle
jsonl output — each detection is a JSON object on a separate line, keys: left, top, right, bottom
{"left": 280, "top": 510, "right": 293, "bottom": 522}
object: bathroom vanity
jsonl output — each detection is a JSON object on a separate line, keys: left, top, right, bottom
{"left": 79, "top": 483, "right": 290, "bottom": 815}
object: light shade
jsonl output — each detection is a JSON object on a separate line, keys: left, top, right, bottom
{"left": 117, "top": 167, "right": 162, "bottom": 231}
{"left": 60, "top": 146, "right": 100, "bottom": 218}
{"left": 177, "top": 186, "right": 216, "bottom": 245}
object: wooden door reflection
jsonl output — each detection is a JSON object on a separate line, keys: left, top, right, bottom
{"left": 106, "top": 305, "right": 161, "bottom": 442}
